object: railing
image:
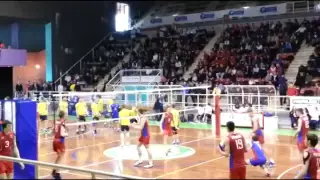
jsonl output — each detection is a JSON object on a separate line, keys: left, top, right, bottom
{"left": 104, "top": 69, "right": 163, "bottom": 87}
{"left": 0, "top": 156, "right": 146, "bottom": 179}
{"left": 54, "top": 33, "right": 111, "bottom": 85}
{"left": 28, "top": 88, "right": 319, "bottom": 119}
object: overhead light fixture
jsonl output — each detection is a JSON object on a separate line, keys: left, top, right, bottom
{"left": 243, "top": 6, "right": 250, "bottom": 9}
{"left": 172, "top": 14, "right": 179, "bottom": 16}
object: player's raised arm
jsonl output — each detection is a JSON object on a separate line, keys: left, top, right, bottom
{"left": 13, "top": 136, "right": 24, "bottom": 170}
{"left": 294, "top": 151, "right": 310, "bottom": 179}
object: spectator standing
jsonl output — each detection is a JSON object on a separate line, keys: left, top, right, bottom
{"left": 287, "top": 82, "right": 298, "bottom": 109}
{"left": 153, "top": 98, "right": 163, "bottom": 121}
{"left": 278, "top": 74, "right": 288, "bottom": 106}
{"left": 15, "top": 81, "right": 23, "bottom": 98}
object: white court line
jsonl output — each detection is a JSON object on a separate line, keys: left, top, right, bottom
{"left": 39, "top": 133, "right": 200, "bottom": 157}
{"left": 276, "top": 164, "right": 301, "bottom": 179}
{"left": 277, "top": 165, "right": 320, "bottom": 179}
{"left": 39, "top": 136, "right": 212, "bottom": 179}
{"left": 155, "top": 156, "right": 224, "bottom": 179}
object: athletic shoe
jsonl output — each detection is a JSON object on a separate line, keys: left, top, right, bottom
{"left": 267, "top": 161, "right": 276, "bottom": 168}
{"left": 134, "top": 160, "right": 143, "bottom": 166}
{"left": 54, "top": 173, "right": 62, "bottom": 180}
{"left": 144, "top": 164, "right": 153, "bottom": 168}
{"left": 266, "top": 173, "right": 271, "bottom": 177}
{"left": 93, "top": 130, "right": 97, "bottom": 135}
{"left": 76, "top": 129, "right": 80, "bottom": 134}
{"left": 166, "top": 148, "right": 171, "bottom": 156}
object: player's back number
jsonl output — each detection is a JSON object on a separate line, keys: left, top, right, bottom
{"left": 235, "top": 139, "right": 243, "bottom": 150}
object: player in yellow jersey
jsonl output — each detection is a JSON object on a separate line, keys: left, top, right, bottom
{"left": 75, "top": 98, "right": 88, "bottom": 133}
{"left": 119, "top": 105, "right": 131, "bottom": 147}
{"left": 170, "top": 104, "right": 180, "bottom": 144}
{"left": 58, "top": 97, "right": 68, "bottom": 116}
{"left": 104, "top": 98, "right": 114, "bottom": 128}
{"left": 91, "top": 99, "right": 101, "bottom": 135}
{"left": 37, "top": 98, "right": 49, "bottom": 132}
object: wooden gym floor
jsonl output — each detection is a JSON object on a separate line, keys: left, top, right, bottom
{"left": 36, "top": 119, "right": 319, "bottom": 179}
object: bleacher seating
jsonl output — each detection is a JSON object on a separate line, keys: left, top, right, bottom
{"left": 123, "top": 26, "right": 215, "bottom": 83}
{"left": 188, "top": 20, "right": 304, "bottom": 88}
{"left": 294, "top": 17, "right": 320, "bottom": 95}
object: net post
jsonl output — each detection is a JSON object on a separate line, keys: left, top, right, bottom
{"left": 214, "top": 94, "right": 221, "bottom": 137}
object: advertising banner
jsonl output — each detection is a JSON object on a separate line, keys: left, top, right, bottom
{"left": 142, "top": 3, "right": 287, "bottom": 28}
{"left": 121, "top": 76, "right": 161, "bottom": 83}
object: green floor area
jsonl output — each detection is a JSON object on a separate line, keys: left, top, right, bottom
{"left": 48, "top": 115, "right": 320, "bottom": 137}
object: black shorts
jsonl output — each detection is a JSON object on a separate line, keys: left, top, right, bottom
{"left": 78, "top": 115, "right": 86, "bottom": 121}
{"left": 39, "top": 115, "right": 48, "bottom": 121}
{"left": 172, "top": 127, "right": 178, "bottom": 135}
{"left": 93, "top": 116, "right": 99, "bottom": 121}
{"left": 130, "top": 118, "right": 138, "bottom": 124}
{"left": 120, "top": 125, "right": 129, "bottom": 132}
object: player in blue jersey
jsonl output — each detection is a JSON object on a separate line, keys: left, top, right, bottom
{"left": 245, "top": 134, "right": 271, "bottom": 177}
{"left": 110, "top": 103, "right": 120, "bottom": 131}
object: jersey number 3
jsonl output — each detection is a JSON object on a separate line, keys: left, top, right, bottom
{"left": 4, "top": 141, "right": 9, "bottom": 148}
{"left": 235, "top": 139, "right": 244, "bottom": 150}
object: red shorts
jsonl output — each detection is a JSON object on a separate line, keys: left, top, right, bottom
{"left": 53, "top": 140, "right": 65, "bottom": 153}
{"left": 297, "top": 141, "right": 307, "bottom": 152}
{"left": 0, "top": 161, "right": 13, "bottom": 174}
{"left": 138, "top": 136, "right": 150, "bottom": 145}
{"left": 230, "top": 166, "right": 246, "bottom": 179}
{"left": 163, "top": 129, "right": 172, "bottom": 136}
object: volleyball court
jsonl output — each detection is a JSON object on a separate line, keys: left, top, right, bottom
{"left": 1, "top": 85, "right": 319, "bottom": 179}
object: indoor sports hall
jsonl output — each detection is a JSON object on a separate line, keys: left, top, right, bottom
{"left": 3, "top": 84, "right": 320, "bottom": 179}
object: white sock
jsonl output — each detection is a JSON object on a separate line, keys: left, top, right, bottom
{"left": 120, "top": 133, "right": 124, "bottom": 146}
{"left": 125, "top": 132, "right": 130, "bottom": 145}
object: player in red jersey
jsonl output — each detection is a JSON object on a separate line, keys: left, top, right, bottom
{"left": 52, "top": 111, "right": 68, "bottom": 180}
{"left": 294, "top": 134, "right": 320, "bottom": 179}
{"left": 0, "top": 120, "right": 24, "bottom": 179}
{"left": 294, "top": 108, "right": 309, "bottom": 159}
{"left": 159, "top": 106, "right": 173, "bottom": 156}
{"left": 219, "top": 121, "right": 247, "bottom": 179}
{"left": 248, "top": 109, "right": 275, "bottom": 167}
{"left": 130, "top": 108, "right": 153, "bottom": 168}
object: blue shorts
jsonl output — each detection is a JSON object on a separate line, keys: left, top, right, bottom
{"left": 249, "top": 158, "right": 266, "bottom": 166}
